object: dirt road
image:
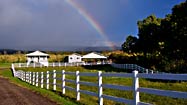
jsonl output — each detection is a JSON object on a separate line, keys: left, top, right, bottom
{"left": 0, "top": 77, "right": 57, "bottom": 105}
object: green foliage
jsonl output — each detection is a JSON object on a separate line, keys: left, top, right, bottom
{"left": 121, "top": 1, "right": 187, "bottom": 73}
{"left": 122, "top": 35, "right": 138, "bottom": 53}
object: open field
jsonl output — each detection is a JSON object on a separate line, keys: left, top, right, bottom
{"left": 0, "top": 63, "right": 11, "bottom": 68}
{"left": 16, "top": 65, "right": 187, "bottom": 105}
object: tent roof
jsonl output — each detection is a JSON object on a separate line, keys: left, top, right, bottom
{"left": 26, "top": 51, "right": 49, "bottom": 56}
{"left": 82, "top": 52, "right": 107, "bottom": 59}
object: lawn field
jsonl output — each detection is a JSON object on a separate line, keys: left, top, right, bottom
{"left": 0, "top": 63, "right": 11, "bottom": 68}
{"left": 16, "top": 65, "right": 187, "bottom": 105}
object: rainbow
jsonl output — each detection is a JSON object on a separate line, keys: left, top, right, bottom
{"left": 65, "top": 0, "right": 115, "bottom": 50}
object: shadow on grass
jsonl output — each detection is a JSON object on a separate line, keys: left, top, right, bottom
{"left": 51, "top": 90, "right": 84, "bottom": 105}
{"left": 82, "top": 64, "right": 132, "bottom": 73}
{"left": 82, "top": 65, "right": 185, "bottom": 83}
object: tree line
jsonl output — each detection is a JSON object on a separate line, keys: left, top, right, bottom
{"left": 119, "top": 1, "right": 187, "bottom": 73}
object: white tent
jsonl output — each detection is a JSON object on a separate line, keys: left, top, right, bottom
{"left": 26, "top": 50, "right": 49, "bottom": 56}
{"left": 82, "top": 52, "right": 107, "bottom": 59}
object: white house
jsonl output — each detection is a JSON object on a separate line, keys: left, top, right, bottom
{"left": 26, "top": 51, "right": 49, "bottom": 66}
{"left": 67, "top": 53, "right": 82, "bottom": 63}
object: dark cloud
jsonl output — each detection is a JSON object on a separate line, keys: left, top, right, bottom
{"left": 0, "top": 0, "right": 107, "bottom": 50}
{"left": 0, "top": 0, "right": 184, "bottom": 50}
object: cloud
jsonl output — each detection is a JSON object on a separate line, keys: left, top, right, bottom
{"left": 0, "top": 0, "right": 33, "bottom": 26}
{"left": 0, "top": 0, "right": 108, "bottom": 50}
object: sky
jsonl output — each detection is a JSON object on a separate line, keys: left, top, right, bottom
{"left": 0, "top": 0, "right": 185, "bottom": 51}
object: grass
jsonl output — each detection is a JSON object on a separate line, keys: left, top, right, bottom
{"left": 0, "top": 69, "right": 79, "bottom": 105}
{"left": 16, "top": 65, "right": 187, "bottom": 105}
{"left": 0, "top": 63, "right": 11, "bottom": 68}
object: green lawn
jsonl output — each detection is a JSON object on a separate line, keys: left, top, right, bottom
{"left": 16, "top": 65, "right": 187, "bottom": 105}
{"left": 0, "top": 63, "right": 11, "bottom": 68}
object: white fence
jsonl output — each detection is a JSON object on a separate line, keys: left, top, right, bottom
{"left": 14, "top": 62, "right": 158, "bottom": 74}
{"left": 13, "top": 62, "right": 110, "bottom": 68}
{"left": 111, "top": 63, "right": 161, "bottom": 73}
{"left": 11, "top": 64, "right": 187, "bottom": 105}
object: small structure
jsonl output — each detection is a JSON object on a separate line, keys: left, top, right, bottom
{"left": 82, "top": 52, "right": 107, "bottom": 64}
{"left": 26, "top": 51, "right": 49, "bottom": 66}
{"left": 66, "top": 53, "right": 82, "bottom": 63}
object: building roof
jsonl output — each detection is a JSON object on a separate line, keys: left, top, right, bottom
{"left": 82, "top": 52, "right": 107, "bottom": 59}
{"left": 26, "top": 51, "right": 49, "bottom": 56}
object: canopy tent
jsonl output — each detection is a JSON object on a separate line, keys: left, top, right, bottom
{"left": 26, "top": 51, "right": 49, "bottom": 57}
{"left": 82, "top": 52, "right": 107, "bottom": 59}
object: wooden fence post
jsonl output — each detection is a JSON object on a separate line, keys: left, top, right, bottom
{"left": 46, "top": 71, "right": 49, "bottom": 89}
{"left": 24, "top": 72, "right": 26, "bottom": 82}
{"left": 146, "top": 69, "right": 148, "bottom": 74}
{"left": 41, "top": 72, "right": 44, "bottom": 88}
{"left": 76, "top": 71, "right": 80, "bottom": 101}
{"left": 36, "top": 72, "right": 39, "bottom": 87}
{"left": 151, "top": 70, "right": 153, "bottom": 74}
{"left": 133, "top": 70, "right": 140, "bottom": 105}
{"left": 23, "top": 71, "right": 25, "bottom": 81}
{"left": 32, "top": 72, "right": 35, "bottom": 85}
{"left": 20, "top": 71, "right": 22, "bottom": 79}
{"left": 19, "top": 63, "right": 21, "bottom": 68}
{"left": 24, "top": 72, "right": 27, "bottom": 82}
{"left": 27, "top": 72, "right": 29, "bottom": 82}
{"left": 26, "top": 72, "right": 28, "bottom": 82}
{"left": 98, "top": 71, "right": 103, "bottom": 105}
{"left": 29, "top": 72, "right": 32, "bottom": 84}
{"left": 53, "top": 70, "right": 56, "bottom": 91}
{"left": 62, "top": 70, "right": 65, "bottom": 94}
{"left": 21, "top": 71, "right": 23, "bottom": 81}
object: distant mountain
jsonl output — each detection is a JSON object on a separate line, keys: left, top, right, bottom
{"left": 75, "top": 46, "right": 121, "bottom": 52}
{"left": 0, "top": 46, "right": 121, "bottom": 54}
{"left": 0, "top": 49, "right": 19, "bottom": 54}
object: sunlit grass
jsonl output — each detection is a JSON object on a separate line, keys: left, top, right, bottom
{"left": 0, "top": 63, "right": 11, "bottom": 68}
{"left": 16, "top": 65, "right": 187, "bottom": 105}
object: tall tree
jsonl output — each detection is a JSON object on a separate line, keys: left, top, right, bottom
{"left": 169, "top": 1, "right": 187, "bottom": 59}
{"left": 136, "top": 15, "right": 162, "bottom": 55}
{"left": 122, "top": 35, "right": 137, "bottom": 53}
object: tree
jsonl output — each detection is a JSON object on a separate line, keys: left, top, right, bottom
{"left": 169, "top": 1, "right": 187, "bottom": 59}
{"left": 136, "top": 15, "right": 162, "bottom": 55}
{"left": 122, "top": 35, "right": 137, "bottom": 53}
{"left": 120, "top": 1, "right": 187, "bottom": 73}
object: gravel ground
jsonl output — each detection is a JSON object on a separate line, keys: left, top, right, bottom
{"left": 0, "top": 77, "right": 57, "bottom": 105}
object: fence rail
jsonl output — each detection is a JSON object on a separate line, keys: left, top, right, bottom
{"left": 14, "top": 62, "right": 160, "bottom": 74}
{"left": 11, "top": 64, "right": 187, "bottom": 105}
{"left": 13, "top": 62, "right": 111, "bottom": 68}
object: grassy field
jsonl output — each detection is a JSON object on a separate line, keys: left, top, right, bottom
{"left": 0, "top": 68, "right": 80, "bottom": 105}
{"left": 0, "top": 63, "right": 11, "bottom": 68}
{"left": 15, "top": 65, "right": 187, "bottom": 105}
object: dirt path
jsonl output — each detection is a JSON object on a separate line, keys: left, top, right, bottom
{"left": 0, "top": 77, "right": 57, "bottom": 105}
